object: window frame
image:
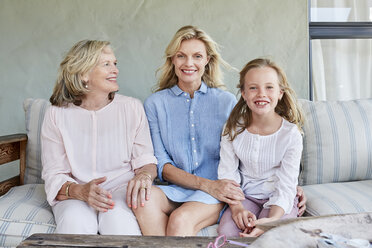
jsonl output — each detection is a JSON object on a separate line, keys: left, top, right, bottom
{"left": 308, "top": 2, "right": 372, "bottom": 100}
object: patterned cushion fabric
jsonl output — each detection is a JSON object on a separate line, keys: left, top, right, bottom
{"left": 299, "top": 99, "right": 372, "bottom": 185}
{"left": 303, "top": 180, "right": 372, "bottom": 216}
{"left": 197, "top": 224, "right": 218, "bottom": 237}
{"left": 0, "top": 184, "right": 56, "bottom": 247}
{"left": 23, "top": 98, "right": 50, "bottom": 184}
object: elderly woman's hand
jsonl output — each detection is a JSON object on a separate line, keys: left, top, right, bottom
{"left": 206, "top": 179, "right": 245, "bottom": 205}
{"left": 80, "top": 177, "right": 114, "bottom": 212}
{"left": 62, "top": 177, "right": 114, "bottom": 212}
{"left": 126, "top": 171, "right": 153, "bottom": 209}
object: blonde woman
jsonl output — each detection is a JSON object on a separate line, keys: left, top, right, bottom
{"left": 132, "top": 26, "right": 244, "bottom": 236}
{"left": 41, "top": 40, "right": 157, "bottom": 235}
{"left": 217, "top": 58, "right": 304, "bottom": 237}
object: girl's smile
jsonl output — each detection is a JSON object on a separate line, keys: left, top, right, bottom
{"left": 242, "top": 66, "right": 283, "bottom": 117}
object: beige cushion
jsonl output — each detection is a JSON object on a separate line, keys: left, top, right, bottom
{"left": 197, "top": 224, "right": 218, "bottom": 237}
{"left": 299, "top": 99, "right": 372, "bottom": 185}
{"left": 303, "top": 180, "right": 372, "bottom": 216}
{"left": 23, "top": 98, "right": 50, "bottom": 184}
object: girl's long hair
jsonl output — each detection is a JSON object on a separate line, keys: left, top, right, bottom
{"left": 223, "top": 58, "right": 304, "bottom": 141}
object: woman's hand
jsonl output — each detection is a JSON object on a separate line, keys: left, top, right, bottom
{"left": 126, "top": 171, "right": 153, "bottom": 209}
{"left": 206, "top": 179, "right": 245, "bottom": 205}
{"left": 63, "top": 177, "right": 114, "bottom": 212}
{"left": 230, "top": 204, "right": 256, "bottom": 231}
{"left": 297, "top": 186, "right": 307, "bottom": 216}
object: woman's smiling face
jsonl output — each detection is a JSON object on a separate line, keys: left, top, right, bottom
{"left": 172, "top": 38, "right": 209, "bottom": 88}
{"left": 83, "top": 46, "right": 119, "bottom": 96}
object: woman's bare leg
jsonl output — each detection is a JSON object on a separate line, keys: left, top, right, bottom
{"left": 166, "top": 201, "right": 224, "bottom": 236}
{"left": 132, "top": 186, "right": 179, "bottom": 235}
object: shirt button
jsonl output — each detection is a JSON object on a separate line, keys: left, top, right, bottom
{"left": 193, "top": 149, "right": 196, "bottom": 153}
{"left": 190, "top": 110, "right": 193, "bottom": 114}
{"left": 187, "top": 99, "right": 190, "bottom": 102}
{"left": 184, "top": 93, "right": 187, "bottom": 96}
{"left": 195, "top": 162, "right": 199, "bottom": 165}
{"left": 191, "top": 124, "right": 194, "bottom": 127}
{"left": 191, "top": 137, "right": 195, "bottom": 140}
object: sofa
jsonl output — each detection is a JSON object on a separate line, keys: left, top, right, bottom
{"left": 1, "top": 98, "right": 372, "bottom": 247}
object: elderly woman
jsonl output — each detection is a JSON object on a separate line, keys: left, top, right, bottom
{"left": 41, "top": 40, "right": 157, "bottom": 235}
{"left": 133, "top": 26, "right": 307, "bottom": 236}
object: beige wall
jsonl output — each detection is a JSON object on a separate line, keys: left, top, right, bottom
{"left": 0, "top": 0, "right": 308, "bottom": 177}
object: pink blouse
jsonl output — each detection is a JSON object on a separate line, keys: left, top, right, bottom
{"left": 41, "top": 94, "right": 157, "bottom": 206}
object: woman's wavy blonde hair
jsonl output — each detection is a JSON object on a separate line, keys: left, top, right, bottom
{"left": 223, "top": 58, "right": 304, "bottom": 141}
{"left": 155, "top": 25, "right": 231, "bottom": 91}
{"left": 50, "top": 40, "right": 113, "bottom": 106}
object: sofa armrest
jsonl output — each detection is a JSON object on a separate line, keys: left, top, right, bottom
{"left": 0, "top": 133, "right": 27, "bottom": 195}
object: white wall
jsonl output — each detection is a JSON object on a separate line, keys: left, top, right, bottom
{"left": 0, "top": 0, "right": 308, "bottom": 177}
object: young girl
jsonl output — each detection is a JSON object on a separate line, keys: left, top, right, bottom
{"left": 217, "top": 58, "right": 304, "bottom": 237}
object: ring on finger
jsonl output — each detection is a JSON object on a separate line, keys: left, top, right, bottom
{"left": 141, "top": 186, "right": 147, "bottom": 190}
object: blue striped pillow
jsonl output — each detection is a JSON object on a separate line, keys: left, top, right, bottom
{"left": 299, "top": 99, "right": 372, "bottom": 185}
{"left": 23, "top": 99, "right": 50, "bottom": 184}
{"left": 0, "top": 184, "right": 56, "bottom": 247}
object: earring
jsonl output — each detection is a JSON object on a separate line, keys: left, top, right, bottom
{"left": 84, "top": 84, "right": 88, "bottom": 89}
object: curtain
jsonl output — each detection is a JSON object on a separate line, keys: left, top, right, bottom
{"left": 311, "top": 0, "right": 372, "bottom": 101}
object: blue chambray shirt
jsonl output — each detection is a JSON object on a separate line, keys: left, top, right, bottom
{"left": 144, "top": 82, "right": 237, "bottom": 204}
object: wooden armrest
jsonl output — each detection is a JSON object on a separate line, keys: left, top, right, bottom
{"left": 0, "top": 133, "right": 27, "bottom": 195}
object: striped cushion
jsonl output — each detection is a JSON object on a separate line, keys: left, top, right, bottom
{"left": 23, "top": 98, "right": 50, "bottom": 184}
{"left": 303, "top": 180, "right": 372, "bottom": 216}
{"left": 299, "top": 99, "right": 372, "bottom": 185}
{"left": 197, "top": 224, "right": 218, "bottom": 237}
{"left": 0, "top": 184, "right": 56, "bottom": 247}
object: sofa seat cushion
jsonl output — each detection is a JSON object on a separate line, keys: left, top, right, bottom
{"left": 197, "top": 224, "right": 218, "bottom": 237}
{"left": 303, "top": 180, "right": 372, "bottom": 216}
{"left": 0, "top": 184, "right": 56, "bottom": 247}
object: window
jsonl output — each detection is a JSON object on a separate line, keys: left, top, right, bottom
{"left": 309, "top": 0, "right": 372, "bottom": 100}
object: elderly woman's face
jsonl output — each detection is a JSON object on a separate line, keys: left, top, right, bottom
{"left": 83, "top": 46, "right": 119, "bottom": 95}
{"left": 172, "top": 39, "right": 209, "bottom": 87}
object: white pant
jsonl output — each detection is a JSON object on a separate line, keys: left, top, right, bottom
{"left": 52, "top": 186, "right": 141, "bottom": 235}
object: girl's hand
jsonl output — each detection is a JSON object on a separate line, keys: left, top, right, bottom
{"left": 77, "top": 177, "right": 114, "bottom": 212}
{"left": 297, "top": 186, "right": 307, "bottom": 216}
{"left": 126, "top": 171, "right": 153, "bottom": 209}
{"left": 239, "top": 217, "right": 276, "bottom": 237}
{"left": 240, "top": 226, "right": 264, "bottom": 238}
{"left": 207, "top": 179, "right": 245, "bottom": 204}
{"left": 231, "top": 205, "right": 256, "bottom": 231}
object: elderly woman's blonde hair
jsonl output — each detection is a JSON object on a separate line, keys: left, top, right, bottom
{"left": 223, "top": 58, "right": 305, "bottom": 141}
{"left": 50, "top": 40, "right": 112, "bottom": 106}
{"left": 156, "top": 25, "right": 232, "bottom": 91}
